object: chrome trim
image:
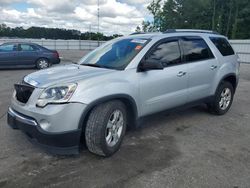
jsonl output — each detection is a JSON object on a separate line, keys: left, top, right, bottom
{"left": 8, "top": 107, "right": 38, "bottom": 126}
{"left": 24, "top": 76, "right": 40, "bottom": 87}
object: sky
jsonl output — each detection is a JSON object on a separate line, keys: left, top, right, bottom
{"left": 0, "top": 0, "right": 153, "bottom": 35}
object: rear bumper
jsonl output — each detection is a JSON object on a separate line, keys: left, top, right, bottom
{"left": 7, "top": 107, "right": 81, "bottom": 155}
{"left": 50, "top": 58, "right": 61, "bottom": 64}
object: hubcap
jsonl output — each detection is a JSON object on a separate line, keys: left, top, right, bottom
{"left": 105, "top": 110, "right": 124, "bottom": 147}
{"left": 38, "top": 59, "right": 48, "bottom": 69}
{"left": 219, "top": 88, "right": 232, "bottom": 110}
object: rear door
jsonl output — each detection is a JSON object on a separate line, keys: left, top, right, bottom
{"left": 180, "top": 36, "right": 218, "bottom": 102}
{"left": 0, "top": 43, "right": 18, "bottom": 66}
{"left": 138, "top": 37, "right": 189, "bottom": 116}
{"left": 17, "top": 44, "right": 39, "bottom": 66}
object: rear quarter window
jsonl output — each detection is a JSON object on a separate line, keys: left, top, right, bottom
{"left": 210, "top": 37, "right": 235, "bottom": 56}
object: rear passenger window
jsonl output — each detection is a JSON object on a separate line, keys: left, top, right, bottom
{"left": 210, "top": 37, "right": 235, "bottom": 56}
{"left": 147, "top": 40, "right": 181, "bottom": 67}
{"left": 20, "top": 44, "right": 36, "bottom": 51}
{"left": 182, "top": 37, "right": 214, "bottom": 63}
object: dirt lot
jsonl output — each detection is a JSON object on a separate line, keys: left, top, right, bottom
{"left": 0, "top": 51, "right": 250, "bottom": 188}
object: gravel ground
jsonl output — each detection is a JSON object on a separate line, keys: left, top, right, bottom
{"left": 0, "top": 51, "right": 250, "bottom": 188}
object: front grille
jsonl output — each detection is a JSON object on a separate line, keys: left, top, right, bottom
{"left": 14, "top": 83, "right": 34, "bottom": 104}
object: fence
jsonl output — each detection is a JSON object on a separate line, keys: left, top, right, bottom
{"left": 0, "top": 38, "right": 249, "bottom": 63}
{"left": 230, "top": 40, "right": 250, "bottom": 64}
{"left": 0, "top": 39, "right": 106, "bottom": 50}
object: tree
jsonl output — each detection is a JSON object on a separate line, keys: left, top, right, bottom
{"left": 0, "top": 24, "right": 120, "bottom": 40}
{"left": 232, "top": 0, "right": 250, "bottom": 39}
{"left": 141, "top": 21, "right": 153, "bottom": 32}
{"left": 138, "top": 0, "right": 250, "bottom": 39}
{"left": 147, "top": 0, "right": 162, "bottom": 31}
{"left": 135, "top": 26, "right": 141, "bottom": 32}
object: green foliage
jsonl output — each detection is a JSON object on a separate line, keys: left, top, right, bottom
{"left": 147, "top": 0, "right": 163, "bottom": 31}
{"left": 0, "top": 25, "right": 121, "bottom": 41}
{"left": 135, "top": 26, "right": 142, "bottom": 32}
{"left": 141, "top": 0, "right": 250, "bottom": 39}
{"left": 141, "top": 21, "right": 152, "bottom": 32}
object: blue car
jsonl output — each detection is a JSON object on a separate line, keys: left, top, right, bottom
{"left": 0, "top": 42, "right": 60, "bottom": 69}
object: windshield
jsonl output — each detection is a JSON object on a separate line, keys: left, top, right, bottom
{"left": 78, "top": 38, "right": 149, "bottom": 70}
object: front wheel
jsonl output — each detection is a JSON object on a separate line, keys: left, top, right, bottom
{"left": 85, "top": 100, "right": 127, "bottom": 157}
{"left": 208, "top": 81, "right": 234, "bottom": 115}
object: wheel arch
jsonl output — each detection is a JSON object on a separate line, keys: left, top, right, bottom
{"left": 216, "top": 73, "right": 237, "bottom": 94}
{"left": 78, "top": 94, "right": 139, "bottom": 133}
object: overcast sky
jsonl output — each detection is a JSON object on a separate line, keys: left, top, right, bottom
{"left": 0, "top": 0, "right": 152, "bottom": 35}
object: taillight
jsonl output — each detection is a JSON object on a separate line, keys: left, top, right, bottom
{"left": 53, "top": 51, "right": 59, "bottom": 58}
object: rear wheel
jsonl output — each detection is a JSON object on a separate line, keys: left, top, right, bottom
{"left": 85, "top": 100, "right": 127, "bottom": 157}
{"left": 36, "top": 58, "right": 50, "bottom": 69}
{"left": 208, "top": 81, "right": 234, "bottom": 115}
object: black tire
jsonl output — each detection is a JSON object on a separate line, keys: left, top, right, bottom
{"left": 36, "top": 58, "right": 50, "bottom": 69}
{"left": 208, "top": 81, "right": 234, "bottom": 115}
{"left": 85, "top": 100, "right": 127, "bottom": 157}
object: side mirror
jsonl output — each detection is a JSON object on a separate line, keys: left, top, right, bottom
{"left": 138, "top": 59, "right": 164, "bottom": 72}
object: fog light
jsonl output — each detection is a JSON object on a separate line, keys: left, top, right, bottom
{"left": 39, "top": 119, "right": 50, "bottom": 131}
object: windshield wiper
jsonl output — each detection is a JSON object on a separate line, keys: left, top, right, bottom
{"left": 82, "top": 64, "right": 103, "bottom": 68}
{"left": 81, "top": 63, "right": 114, "bottom": 70}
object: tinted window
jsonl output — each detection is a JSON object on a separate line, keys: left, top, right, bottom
{"left": 146, "top": 40, "right": 181, "bottom": 66}
{"left": 0, "top": 44, "right": 16, "bottom": 52}
{"left": 182, "top": 37, "right": 214, "bottom": 62}
{"left": 210, "top": 37, "right": 234, "bottom": 56}
{"left": 20, "top": 44, "right": 36, "bottom": 51}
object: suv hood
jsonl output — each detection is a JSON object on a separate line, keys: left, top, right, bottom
{"left": 24, "top": 64, "right": 115, "bottom": 88}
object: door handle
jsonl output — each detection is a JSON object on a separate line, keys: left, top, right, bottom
{"left": 177, "top": 71, "right": 187, "bottom": 77}
{"left": 210, "top": 65, "right": 218, "bottom": 70}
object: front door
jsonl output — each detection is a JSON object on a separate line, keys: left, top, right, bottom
{"left": 0, "top": 43, "right": 18, "bottom": 67}
{"left": 138, "top": 38, "right": 188, "bottom": 116}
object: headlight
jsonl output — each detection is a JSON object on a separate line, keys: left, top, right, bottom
{"left": 36, "top": 83, "right": 77, "bottom": 107}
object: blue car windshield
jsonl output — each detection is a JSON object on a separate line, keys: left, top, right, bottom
{"left": 79, "top": 38, "right": 149, "bottom": 70}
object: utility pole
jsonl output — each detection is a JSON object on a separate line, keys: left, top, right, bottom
{"left": 97, "top": 0, "right": 100, "bottom": 34}
{"left": 89, "top": 25, "right": 92, "bottom": 40}
{"left": 89, "top": 25, "right": 92, "bottom": 50}
{"left": 97, "top": 0, "right": 100, "bottom": 46}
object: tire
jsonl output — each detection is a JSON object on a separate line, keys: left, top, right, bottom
{"left": 36, "top": 58, "right": 50, "bottom": 69}
{"left": 85, "top": 100, "right": 127, "bottom": 157}
{"left": 208, "top": 81, "right": 234, "bottom": 115}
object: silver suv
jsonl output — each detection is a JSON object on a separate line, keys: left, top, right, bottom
{"left": 8, "top": 30, "right": 240, "bottom": 157}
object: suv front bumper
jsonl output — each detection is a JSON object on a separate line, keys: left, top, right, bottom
{"left": 7, "top": 107, "right": 82, "bottom": 155}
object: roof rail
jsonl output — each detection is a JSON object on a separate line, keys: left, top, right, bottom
{"left": 130, "top": 32, "right": 146, "bottom": 35}
{"left": 163, "top": 29, "right": 219, "bottom": 34}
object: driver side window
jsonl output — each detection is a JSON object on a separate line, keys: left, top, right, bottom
{"left": 0, "top": 44, "right": 17, "bottom": 52}
{"left": 147, "top": 40, "right": 181, "bottom": 67}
